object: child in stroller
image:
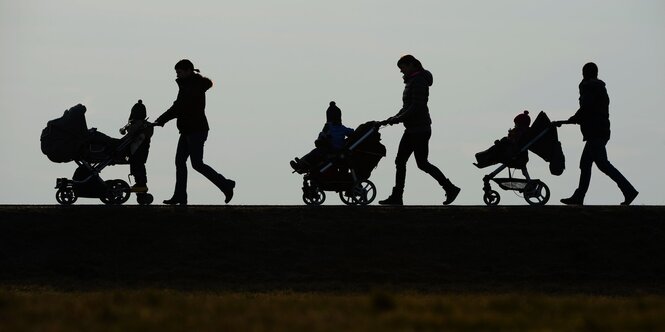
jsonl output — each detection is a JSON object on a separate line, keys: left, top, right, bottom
{"left": 290, "top": 102, "right": 386, "bottom": 205}
{"left": 474, "top": 111, "right": 565, "bottom": 206}
{"left": 41, "top": 101, "right": 155, "bottom": 205}
{"left": 290, "top": 101, "right": 354, "bottom": 174}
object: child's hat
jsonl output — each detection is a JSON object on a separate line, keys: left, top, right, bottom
{"left": 514, "top": 110, "right": 531, "bottom": 128}
{"left": 130, "top": 99, "right": 147, "bottom": 120}
{"left": 326, "top": 101, "right": 342, "bottom": 124}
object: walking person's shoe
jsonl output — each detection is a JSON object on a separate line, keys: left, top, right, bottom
{"left": 163, "top": 197, "right": 187, "bottom": 205}
{"left": 379, "top": 187, "right": 403, "bottom": 205}
{"left": 442, "top": 185, "right": 461, "bottom": 205}
{"left": 221, "top": 179, "right": 235, "bottom": 204}
{"left": 560, "top": 195, "right": 583, "bottom": 205}
{"left": 620, "top": 189, "right": 639, "bottom": 206}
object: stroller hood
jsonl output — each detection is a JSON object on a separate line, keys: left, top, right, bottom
{"left": 343, "top": 121, "right": 386, "bottom": 180}
{"left": 524, "top": 112, "right": 566, "bottom": 176}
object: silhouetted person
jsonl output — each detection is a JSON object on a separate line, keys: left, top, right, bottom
{"left": 290, "top": 101, "right": 354, "bottom": 173}
{"left": 119, "top": 100, "right": 153, "bottom": 193}
{"left": 379, "top": 55, "right": 460, "bottom": 205}
{"left": 559, "top": 62, "right": 638, "bottom": 205}
{"left": 154, "top": 59, "right": 235, "bottom": 205}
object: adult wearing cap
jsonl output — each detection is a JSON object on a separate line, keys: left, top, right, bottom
{"left": 559, "top": 62, "right": 638, "bottom": 205}
{"left": 154, "top": 59, "right": 235, "bottom": 205}
{"left": 379, "top": 54, "right": 460, "bottom": 205}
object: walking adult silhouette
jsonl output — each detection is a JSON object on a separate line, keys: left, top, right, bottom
{"left": 154, "top": 59, "right": 235, "bottom": 205}
{"left": 558, "top": 62, "right": 638, "bottom": 205}
{"left": 379, "top": 55, "right": 460, "bottom": 205}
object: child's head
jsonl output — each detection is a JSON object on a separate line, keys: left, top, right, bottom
{"left": 326, "top": 101, "right": 342, "bottom": 124}
{"left": 129, "top": 100, "right": 147, "bottom": 121}
{"left": 513, "top": 110, "right": 531, "bottom": 129}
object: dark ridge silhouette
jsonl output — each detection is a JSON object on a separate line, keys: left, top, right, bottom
{"left": 0, "top": 205, "right": 663, "bottom": 294}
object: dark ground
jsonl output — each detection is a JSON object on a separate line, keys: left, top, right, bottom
{"left": 0, "top": 205, "right": 663, "bottom": 294}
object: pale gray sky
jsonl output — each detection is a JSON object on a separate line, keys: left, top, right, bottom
{"left": 1, "top": 0, "right": 664, "bottom": 205}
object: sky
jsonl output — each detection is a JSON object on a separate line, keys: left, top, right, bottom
{"left": 1, "top": 0, "right": 664, "bottom": 205}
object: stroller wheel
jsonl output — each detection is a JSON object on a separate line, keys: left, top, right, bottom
{"left": 56, "top": 187, "right": 77, "bottom": 205}
{"left": 524, "top": 181, "right": 550, "bottom": 206}
{"left": 101, "top": 179, "right": 131, "bottom": 205}
{"left": 303, "top": 187, "right": 326, "bottom": 206}
{"left": 340, "top": 180, "right": 377, "bottom": 206}
{"left": 137, "top": 193, "right": 154, "bottom": 205}
{"left": 483, "top": 190, "right": 500, "bottom": 206}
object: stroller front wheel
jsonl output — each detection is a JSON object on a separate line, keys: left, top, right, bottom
{"left": 483, "top": 190, "right": 500, "bottom": 206}
{"left": 303, "top": 187, "right": 326, "bottom": 206}
{"left": 56, "top": 187, "right": 77, "bottom": 205}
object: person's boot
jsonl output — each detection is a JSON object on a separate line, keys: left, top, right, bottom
{"left": 163, "top": 195, "right": 187, "bottom": 205}
{"left": 620, "top": 189, "right": 638, "bottom": 206}
{"left": 221, "top": 179, "right": 235, "bottom": 204}
{"left": 379, "top": 187, "right": 403, "bottom": 205}
{"left": 560, "top": 190, "right": 584, "bottom": 205}
{"left": 442, "top": 184, "right": 461, "bottom": 206}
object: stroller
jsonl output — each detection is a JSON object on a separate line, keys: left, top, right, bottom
{"left": 474, "top": 111, "right": 565, "bottom": 206}
{"left": 40, "top": 104, "right": 155, "bottom": 205}
{"left": 296, "top": 121, "right": 386, "bottom": 205}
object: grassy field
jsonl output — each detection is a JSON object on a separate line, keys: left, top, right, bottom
{"left": 1, "top": 205, "right": 664, "bottom": 330}
{"left": 3, "top": 289, "right": 665, "bottom": 331}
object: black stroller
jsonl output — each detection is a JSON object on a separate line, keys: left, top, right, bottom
{"left": 474, "top": 111, "right": 565, "bottom": 206}
{"left": 40, "top": 104, "right": 155, "bottom": 205}
{"left": 296, "top": 121, "right": 386, "bottom": 205}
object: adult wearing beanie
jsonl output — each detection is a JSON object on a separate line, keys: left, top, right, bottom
{"left": 154, "top": 59, "right": 235, "bottom": 205}
{"left": 379, "top": 54, "right": 460, "bottom": 205}
{"left": 559, "top": 62, "right": 638, "bottom": 205}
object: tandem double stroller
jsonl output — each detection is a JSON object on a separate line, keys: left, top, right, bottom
{"left": 40, "top": 103, "right": 155, "bottom": 205}
{"left": 474, "top": 111, "right": 565, "bottom": 206}
{"left": 292, "top": 121, "right": 387, "bottom": 205}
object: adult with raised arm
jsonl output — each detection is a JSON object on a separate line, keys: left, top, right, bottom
{"left": 379, "top": 55, "right": 460, "bottom": 205}
{"left": 154, "top": 59, "right": 235, "bottom": 205}
{"left": 558, "top": 62, "right": 638, "bottom": 205}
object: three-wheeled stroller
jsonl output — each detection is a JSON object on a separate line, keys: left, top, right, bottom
{"left": 296, "top": 121, "right": 386, "bottom": 205}
{"left": 474, "top": 111, "right": 565, "bottom": 206}
{"left": 40, "top": 104, "right": 155, "bottom": 205}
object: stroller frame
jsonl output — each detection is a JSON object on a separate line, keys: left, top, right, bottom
{"left": 301, "top": 123, "right": 382, "bottom": 206}
{"left": 480, "top": 124, "right": 554, "bottom": 206}
{"left": 54, "top": 121, "right": 154, "bottom": 206}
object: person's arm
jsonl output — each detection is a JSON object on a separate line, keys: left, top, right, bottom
{"left": 154, "top": 90, "right": 184, "bottom": 126}
{"left": 384, "top": 82, "right": 428, "bottom": 125}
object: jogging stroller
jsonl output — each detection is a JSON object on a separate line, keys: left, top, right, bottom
{"left": 474, "top": 111, "right": 565, "bottom": 206}
{"left": 296, "top": 121, "right": 386, "bottom": 205}
{"left": 40, "top": 104, "right": 155, "bottom": 205}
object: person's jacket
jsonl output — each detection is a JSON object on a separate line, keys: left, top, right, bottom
{"left": 569, "top": 78, "right": 611, "bottom": 141}
{"left": 316, "top": 122, "right": 354, "bottom": 151}
{"left": 389, "top": 70, "right": 433, "bottom": 132}
{"left": 155, "top": 74, "right": 213, "bottom": 134}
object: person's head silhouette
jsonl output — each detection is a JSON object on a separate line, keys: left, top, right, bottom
{"left": 175, "top": 59, "right": 199, "bottom": 79}
{"left": 583, "top": 62, "right": 598, "bottom": 79}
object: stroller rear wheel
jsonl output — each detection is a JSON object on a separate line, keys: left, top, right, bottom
{"left": 340, "top": 180, "right": 377, "bottom": 206}
{"left": 524, "top": 181, "right": 550, "bottom": 206}
{"left": 56, "top": 187, "right": 77, "bottom": 205}
{"left": 101, "top": 179, "right": 131, "bottom": 205}
{"left": 483, "top": 190, "right": 500, "bottom": 206}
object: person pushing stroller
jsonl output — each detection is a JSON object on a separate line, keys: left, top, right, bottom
{"left": 290, "top": 101, "right": 354, "bottom": 174}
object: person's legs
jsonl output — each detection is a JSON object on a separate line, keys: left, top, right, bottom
{"left": 394, "top": 131, "right": 415, "bottom": 190}
{"left": 130, "top": 162, "right": 147, "bottom": 187}
{"left": 561, "top": 140, "right": 602, "bottom": 205}
{"left": 166, "top": 134, "right": 189, "bottom": 202}
{"left": 379, "top": 131, "right": 414, "bottom": 205}
{"left": 187, "top": 131, "right": 235, "bottom": 203}
{"left": 592, "top": 140, "right": 638, "bottom": 204}
{"left": 411, "top": 130, "right": 460, "bottom": 204}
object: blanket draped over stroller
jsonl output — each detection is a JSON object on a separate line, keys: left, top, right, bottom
{"left": 474, "top": 111, "right": 565, "bottom": 176}
{"left": 40, "top": 104, "right": 121, "bottom": 163}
